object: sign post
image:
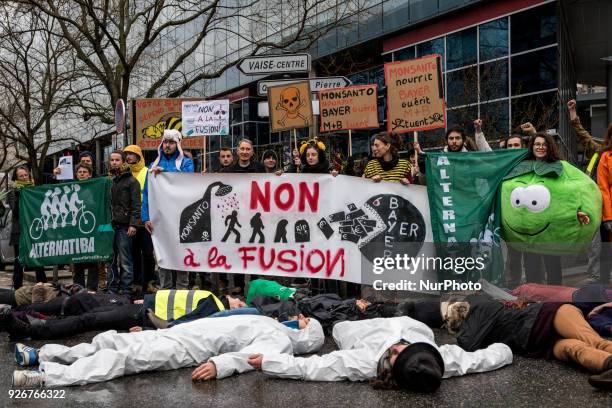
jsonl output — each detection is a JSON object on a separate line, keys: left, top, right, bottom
{"left": 257, "top": 77, "right": 351, "bottom": 96}
{"left": 238, "top": 53, "right": 311, "bottom": 75}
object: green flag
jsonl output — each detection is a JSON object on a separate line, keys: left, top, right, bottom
{"left": 425, "top": 149, "right": 527, "bottom": 284}
{"left": 19, "top": 177, "right": 114, "bottom": 267}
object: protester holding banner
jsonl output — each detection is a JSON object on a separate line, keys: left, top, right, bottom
{"left": 8, "top": 166, "right": 47, "bottom": 289}
{"left": 70, "top": 163, "right": 98, "bottom": 291}
{"left": 216, "top": 147, "right": 235, "bottom": 172}
{"left": 224, "top": 139, "right": 265, "bottom": 173}
{"left": 444, "top": 120, "right": 491, "bottom": 153}
{"left": 287, "top": 138, "right": 336, "bottom": 175}
{"left": 363, "top": 132, "right": 411, "bottom": 184}
{"left": 124, "top": 145, "right": 156, "bottom": 294}
{"left": 261, "top": 149, "right": 280, "bottom": 174}
{"left": 142, "top": 129, "right": 194, "bottom": 290}
{"left": 107, "top": 151, "right": 141, "bottom": 297}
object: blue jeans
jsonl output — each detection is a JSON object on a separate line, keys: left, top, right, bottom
{"left": 107, "top": 227, "right": 134, "bottom": 295}
{"left": 169, "top": 307, "right": 261, "bottom": 327}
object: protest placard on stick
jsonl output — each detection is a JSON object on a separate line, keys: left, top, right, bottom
{"left": 268, "top": 81, "right": 313, "bottom": 133}
{"left": 318, "top": 85, "right": 379, "bottom": 133}
{"left": 385, "top": 55, "right": 446, "bottom": 133}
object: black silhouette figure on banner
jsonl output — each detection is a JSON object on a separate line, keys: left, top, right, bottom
{"left": 294, "top": 220, "right": 310, "bottom": 243}
{"left": 179, "top": 181, "right": 233, "bottom": 243}
{"left": 249, "top": 212, "right": 265, "bottom": 243}
{"left": 222, "top": 210, "right": 242, "bottom": 243}
{"left": 274, "top": 219, "right": 288, "bottom": 243}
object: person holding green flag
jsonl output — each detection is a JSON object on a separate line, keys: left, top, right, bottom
{"left": 8, "top": 166, "right": 47, "bottom": 289}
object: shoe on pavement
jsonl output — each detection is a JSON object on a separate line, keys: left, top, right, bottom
{"left": 15, "top": 343, "right": 39, "bottom": 367}
{"left": 146, "top": 309, "right": 169, "bottom": 330}
{"left": 12, "top": 370, "right": 44, "bottom": 388}
{"left": 588, "top": 368, "right": 612, "bottom": 390}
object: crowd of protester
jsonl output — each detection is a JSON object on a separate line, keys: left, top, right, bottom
{"left": 1, "top": 109, "right": 612, "bottom": 392}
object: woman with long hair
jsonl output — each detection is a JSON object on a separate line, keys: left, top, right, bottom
{"left": 363, "top": 131, "right": 411, "bottom": 184}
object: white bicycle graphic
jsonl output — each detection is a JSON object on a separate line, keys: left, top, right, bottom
{"left": 29, "top": 203, "right": 96, "bottom": 240}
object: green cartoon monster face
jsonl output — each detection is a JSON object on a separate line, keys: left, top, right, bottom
{"left": 501, "top": 160, "right": 602, "bottom": 255}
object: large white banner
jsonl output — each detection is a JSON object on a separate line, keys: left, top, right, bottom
{"left": 149, "top": 173, "right": 433, "bottom": 283}
{"left": 182, "top": 100, "right": 229, "bottom": 136}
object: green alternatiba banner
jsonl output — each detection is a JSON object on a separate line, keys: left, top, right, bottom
{"left": 426, "top": 149, "right": 527, "bottom": 284}
{"left": 19, "top": 177, "right": 114, "bottom": 267}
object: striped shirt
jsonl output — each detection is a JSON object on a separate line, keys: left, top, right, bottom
{"left": 363, "top": 159, "right": 411, "bottom": 182}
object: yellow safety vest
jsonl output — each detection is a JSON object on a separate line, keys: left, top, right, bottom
{"left": 154, "top": 289, "right": 225, "bottom": 320}
{"left": 586, "top": 152, "right": 599, "bottom": 177}
{"left": 134, "top": 166, "right": 148, "bottom": 200}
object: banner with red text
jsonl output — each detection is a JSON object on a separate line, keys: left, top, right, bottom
{"left": 148, "top": 173, "right": 433, "bottom": 283}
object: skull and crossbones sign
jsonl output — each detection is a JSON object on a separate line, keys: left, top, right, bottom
{"left": 275, "top": 87, "right": 310, "bottom": 127}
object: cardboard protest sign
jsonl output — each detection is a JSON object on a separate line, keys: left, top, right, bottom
{"left": 182, "top": 100, "right": 230, "bottom": 136}
{"left": 149, "top": 173, "right": 434, "bottom": 284}
{"left": 318, "top": 85, "right": 379, "bottom": 132}
{"left": 384, "top": 55, "right": 446, "bottom": 133}
{"left": 132, "top": 98, "right": 204, "bottom": 150}
{"left": 268, "top": 81, "right": 313, "bottom": 132}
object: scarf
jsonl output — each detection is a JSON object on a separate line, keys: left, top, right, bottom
{"left": 14, "top": 179, "right": 35, "bottom": 189}
{"left": 377, "top": 154, "right": 399, "bottom": 171}
{"left": 108, "top": 163, "right": 131, "bottom": 178}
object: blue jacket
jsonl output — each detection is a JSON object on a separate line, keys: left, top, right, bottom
{"left": 141, "top": 149, "right": 194, "bottom": 222}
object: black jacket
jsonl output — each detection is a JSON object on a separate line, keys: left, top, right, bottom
{"left": 224, "top": 161, "right": 266, "bottom": 173}
{"left": 110, "top": 170, "right": 141, "bottom": 228}
{"left": 8, "top": 189, "right": 21, "bottom": 245}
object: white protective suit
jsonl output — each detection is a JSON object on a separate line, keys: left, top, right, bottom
{"left": 262, "top": 316, "right": 512, "bottom": 381}
{"left": 38, "top": 314, "right": 324, "bottom": 387}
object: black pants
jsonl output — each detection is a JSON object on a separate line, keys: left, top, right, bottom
{"left": 73, "top": 263, "right": 99, "bottom": 291}
{"left": 0, "top": 288, "right": 17, "bottom": 306}
{"left": 27, "top": 304, "right": 143, "bottom": 340}
{"left": 523, "top": 252, "right": 562, "bottom": 285}
{"left": 132, "top": 227, "right": 155, "bottom": 287}
{"left": 12, "top": 243, "right": 46, "bottom": 289}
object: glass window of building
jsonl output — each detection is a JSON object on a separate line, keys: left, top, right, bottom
{"left": 337, "top": 15, "right": 359, "bottom": 48}
{"left": 511, "top": 91, "right": 558, "bottom": 131}
{"left": 383, "top": 0, "right": 410, "bottom": 32}
{"left": 359, "top": 4, "right": 383, "bottom": 41}
{"left": 394, "top": 46, "right": 415, "bottom": 61}
{"left": 510, "top": 2, "right": 557, "bottom": 54}
{"left": 511, "top": 47, "right": 558, "bottom": 95}
{"left": 480, "top": 100, "right": 509, "bottom": 138}
{"left": 446, "top": 66, "right": 478, "bottom": 107}
{"left": 480, "top": 59, "right": 509, "bottom": 101}
{"left": 417, "top": 38, "right": 445, "bottom": 71}
{"left": 447, "top": 105, "right": 478, "bottom": 133}
{"left": 410, "top": 0, "right": 439, "bottom": 22}
{"left": 479, "top": 17, "right": 508, "bottom": 61}
{"left": 446, "top": 27, "right": 477, "bottom": 70}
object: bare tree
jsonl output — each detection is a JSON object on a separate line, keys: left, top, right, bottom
{"left": 0, "top": 6, "right": 86, "bottom": 183}
{"left": 16, "top": 0, "right": 352, "bottom": 136}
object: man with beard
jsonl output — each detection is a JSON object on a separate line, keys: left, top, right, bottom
{"left": 445, "top": 119, "right": 492, "bottom": 152}
{"left": 141, "top": 130, "right": 194, "bottom": 289}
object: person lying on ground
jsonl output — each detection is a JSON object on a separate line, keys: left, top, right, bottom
{"left": 248, "top": 316, "right": 511, "bottom": 393}
{"left": 12, "top": 314, "right": 324, "bottom": 388}
{"left": 1, "top": 290, "right": 246, "bottom": 340}
{"left": 0, "top": 283, "right": 86, "bottom": 310}
{"left": 454, "top": 294, "right": 612, "bottom": 390}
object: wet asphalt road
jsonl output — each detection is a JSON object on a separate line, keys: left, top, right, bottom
{"left": 1, "top": 327, "right": 611, "bottom": 408}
